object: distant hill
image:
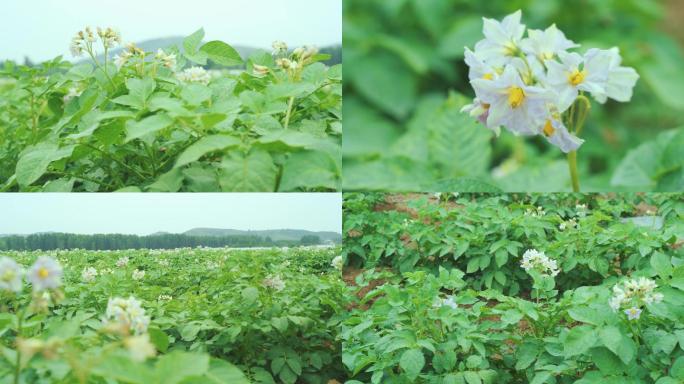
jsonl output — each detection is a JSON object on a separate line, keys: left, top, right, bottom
{"left": 183, "top": 228, "right": 342, "bottom": 243}
{"left": 94, "top": 37, "right": 341, "bottom": 66}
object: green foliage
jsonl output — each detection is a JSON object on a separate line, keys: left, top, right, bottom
{"left": 341, "top": 193, "right": 684, "bottom": 383}
{"left": 0, "top": 28, "right": 341, "bottom": 191}
{"left": 0, "top": 246, "right": 347, "bottom": 383}
{"left": 343, "top": 0, "right": 684, "bottom": 191}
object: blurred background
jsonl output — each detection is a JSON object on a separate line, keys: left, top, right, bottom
{"left": 0, "top": 0, "right": 342, "bottom": 65}
{"left": 343, "top": 0, "right": 684, "bottom": 192}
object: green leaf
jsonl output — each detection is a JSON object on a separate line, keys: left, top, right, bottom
{"left": 399, "top": 349, "right": 424, "bottom": 381}
{"left": 174, "top": 135, "right": 241, "bottom": 168}
{"left": 156, "top": 351, "right": 209, "bottom": 384}
{"left": 612, "top": 128, "right": 684, "bottom": 191}
{"left": 641, "top": 35, "right": 684, "bottom": 110}
{"left": 184, "top": 28, "right": 208, "bottom": 64}
{"left": 147, "top": 168, "right": 184, "bottom": 192}
{"left": 203, "top": 359, "right": 250, "bottom": 384}
{"left": 148, "top": 327, "right": 169, "bottom": 353}
{"left": 200, "top": 41, "right": 243, "bottom": 67}
{"left": 279, "top": 150, "right": 340, "bottom": 191}
{"left": 563, "top": 326, "right": 597, "bottom": 357}
{"left": 181, "top": 84, "right": 212, "bottom": 106}
{"left": 219, "top": 149, "right": 277, "bottom": 191}
{"left": 125, "top": 114, "right": 174, "bottom": 143}
{"left": 15, "top": 143, "right": 75, "bottom": 187}
{"left": 599, "top": 326, "right": 636, "bottom": 365}
{"left": 463, "top": 371, "right": 481, "bottom": 384}
{"left": 92, "top": 354, "right": 154, "bottom": 383}
{"left": 651, "top": 252, "right": 672, "bottom": 277}
{"left": 348, "top": 51, "right": 416, "bottom": 119}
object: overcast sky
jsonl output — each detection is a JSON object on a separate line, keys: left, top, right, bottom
{"left": 0, "top": 0, "right": 341, "bottom": 62}
{"left": 0, "top": 193, "right": 341, "bottom": 235}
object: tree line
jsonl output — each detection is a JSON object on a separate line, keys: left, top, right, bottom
{"left": 0, "top": 232, "right": 322, "bottom": 251}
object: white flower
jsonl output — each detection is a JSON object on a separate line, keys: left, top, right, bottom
{"left": 624, "top": 306, "right": 642, "bottom": 321}
{"left": 471, "top": 65, "right": 551, "bottom": 136}
{"left": 124, "top": 334, "right": 156, "bottom": 362}
{"left": 158, "top": 294, "right": 173, "bottom": 301}
{"left": 520, "top": 249, "right": 560, "bottom": 277}
{"left": 464, "top": 48, "right": 497, "bottom": 81}
{"left": 158, "top": 259, "right": 169, "bottom": 267}
{"left": 521, "top": 24, "right": 578, "bottom": 62}
{"left": 545, "top": 49, "right": 611, "bottom": 112}
{"left": 176, "top": 67, "right": 211, "bottom": 84}
{"left": 331, "top": 256, "right": 344, "bottom": 271}
{"left": 27, "top": 256, "right": 63, "bottom": 292}
{"left": 155, "top": 49, "right": 177, "bottom": 70}
{"left": 0, "top": 257, "right": 23, "bottom": 293}
{"left": 540, "top": 109, "right": 584, "bottom": 153}
{"left": 116, "top": 257, "right": 129, "bottom": 267}
{"left": 97, "top": 27, "right": 122, "bottom": 49}
{"left": 474, "top": 10, "right": 526, "bottom": 66}
{"left": 63, "top": 87, "right": 82, "bottom": 103}
{"left": 132, "top": 269, "right": 145, "bottom": 280}
{"left": 263, "top": 275, "right": 285, "bottom": 291}
{"left": 272, "top": 40, "right": 288, "bottom": 56}
{"left": 575, "top": 204, "right": 587, "bottom": 217}
{"left": 105, "top": 296, "right": 150, "bottom": 335}
{"left": 82, "top": 267, "right": 98, "bottom": 282}
{"left": 609, "top": 278, "right": 662, "bottom": 315}
{"left": 591, "top": 47, "right": 639, "bottom": 104}
{"left": 433, "top": 295, "right": 458, "bottom": 309}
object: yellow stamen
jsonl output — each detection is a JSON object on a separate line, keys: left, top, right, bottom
{"left": 2, "top": 270, "right": 15, "bottom": 281}
{"left": 568, "top": 69, "right": 586, "bottom": 86}
{"left": 38, "top": 268, "right": 49, "bottom": 278}
{"left": 483, "top": 73, "right": 494, "bottom": 80}
{"left": 507, "top": 87, "right": 525, "bottom": 108}
{"left": 540, "top": 52, "right": 554, "bottom": 60}
{"left": 543, "top": 120, "right": 555, "bottom": 137}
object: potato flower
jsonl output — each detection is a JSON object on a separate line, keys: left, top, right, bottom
{"left": 463, "top": 10, "right": 638, "bottom": 190}
{"left": 81, "top": 267, "right": 98, "bottom": 282}
{"left": 105, "top": 296, "right": 151, "bottom": 335}
{"left": 520, "top": 249, "right": 560, "bottom": 277}
{"left": 0, "top": 256, "right": 23, "bottom": 293}
{"left": 27, "top": 256, "right": 63, "bottom": 292}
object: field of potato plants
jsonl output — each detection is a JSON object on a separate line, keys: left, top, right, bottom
{"left": 0, "top": 27, "right": 341, "bottom": 191}
{"left": 0, "top": 246, "right": 346, "bottom": 383}
{"left": 341, "top": 193, "right": 684, "bottom": 383}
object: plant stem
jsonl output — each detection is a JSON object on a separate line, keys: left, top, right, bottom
{"left": 283, "top": 96, "right": 295, "bottom": 129}
{"left": 14, "top": 303, "right": 26, "bottom": 384}
{"left": 567, "top": 151, "right": 580, "bottom": 192}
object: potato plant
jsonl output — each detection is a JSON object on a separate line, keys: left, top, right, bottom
{"left": 341, "top": 193, "right": 684, "bottom": 383}
{"left": 0, "top": 27, "right": 342, "bottom": 192}
{"left": 0, "top": 246, "right": 347, "bottom": 383}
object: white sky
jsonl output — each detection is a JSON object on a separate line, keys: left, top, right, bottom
{"left": 0, "top": 193, "right": 342, "bottom": 235}
{"left": 0, "top": 0, "right": 341, "bottom": 62}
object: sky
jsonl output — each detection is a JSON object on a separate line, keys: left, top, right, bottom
{"left": 0, "top": 0, "right": 341, "bottom": 62}
{"left": 0, "top": 193, "right": 342, "bottom": 235}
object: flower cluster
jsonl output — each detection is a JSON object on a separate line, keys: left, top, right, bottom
{"left": 609, "top": 277, "right": 663, "bottom": 320}
{"left": 104, "top": 296, "right": 151, "bottom": 335}
{"left": 155, "top": 49, "right": 177, "bottom": 69}
{"left": 113, "top": 42, "right": 145, "bottom": 69}
{"left": 116, "top": 257, "right": 129, "bottom": 267}
{"left": 524, "top": 206, "right": 545, "bottom": 217}
{"left": 70, "top": 26, "right": 121, "bottom": 57}
{"left": 176, "top": 66, "right": 211, "bottom": 84}
{"left": 462, "top": 11, "right": 638, "bottom": 153}
{"left": 271, "top": 41, "right": 319, "bottom": 78}
{"left": 559, "top": 218, "right": 578, "bottom": 231}
{"left": 132, "top": 269, "right": 145, "bottom": 280}
{"left": 433, "top": 295, "right": 458, "bottom": 310}
{"left": 331, "top": 255, "right": 344, "bottom": 271}
{"left": 575, "top": 204, "right": 588, "bottom": 218}
{"left": 81, "top": 267, "right": 98, "bottom": 282}
{"left": 520, "top": 249, "right": 560, "bottom": 277}
{"left": 262, "top": 274, "right": 286, "bottom": 291}
{"left": 0, "top": 256, "right": 63, "bottom": 293}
